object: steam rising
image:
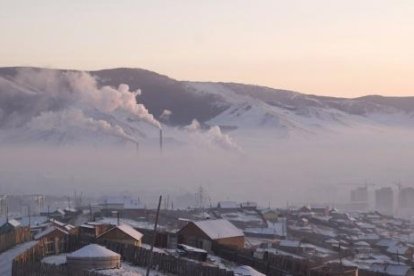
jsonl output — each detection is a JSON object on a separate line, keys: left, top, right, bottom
{"left": 29, "top": 108, "right": 138, "bottom": 144}
{"left": 184, "top": 119, "right": 241, "bottom": 151}
{"left": 160, "top": 109, "right": 172, "bottom": 121}
{"left": 0, "top": 69, "right": 160, "bottom": 144}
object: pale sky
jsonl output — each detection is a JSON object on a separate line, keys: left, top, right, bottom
{"left": 1, "top": 0, "right": 413, "bottom": 97}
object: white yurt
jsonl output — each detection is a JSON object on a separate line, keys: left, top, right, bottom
{"left": 66, "top": 244, "right": 121, "bottom": 273}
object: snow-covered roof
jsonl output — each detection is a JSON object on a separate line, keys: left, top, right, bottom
{"left": 18, "top": 216, "right": 48, "bottom": 227}
{"left": 80, "top": 224, "right": 95, "bottom": 229}
{"left": 178, "top": 243, "right": 208, "bottom": 254}
{"left": 234, "top": 265, "right": 265, "bottom": 276}
{"left": 56, "top": 209, "right": 65, "bottom": 215}
{"left": 376, "top": 239, "right": 400, "bottom": 247}
{"left": 1, "top": 218, "right": 21, "bottom": 228}
{"left": 355, "top": 241, "right": 370, "bottom": 247}
{"left": 244, "top": 222, "right": 285, "bottom": 237}
{"left": 325, "top": 239, "right": 339, "bottom": 244}
{"left": 50, "top": 218, "right": 65, "bottom": 227}
{"left": 34, "top": 226, "right": 68, "bottom": 240}
{"left": 358, "top": 233, "right": 380, "bottom": 241}
{"left": 99, "top": 224, "right": 143, "bottom": 241}
{"left": 68, "top": 244, "right": 119, "bottom": 258}
{"left": 7, "top": 219, "right": 21, "bottom": 228}
{"left": 64, "top": 207, "right": 77, "bottom": 213}
{"left": 192, "top": 219, "right": 244, "bottom": 240}
{"left": 116, "top": 224, "right": 143, "bottom": 240}
{"left": 387, "top": 244, "right": 409, "bottom": 254}
{"left": 64, "top": 224, "right": 75, "bottom": 231}
{"left": 370, "top": 263, "right": 411, "bottom": 276}
{"left": 279, "top": 239, "right": 300, "bottom": 248}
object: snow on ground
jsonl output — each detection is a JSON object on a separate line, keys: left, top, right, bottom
{"left": 0, "top": 241, "right": 38, "bottom": 276}
{"left": 41, "top": 254, "right": 67, "bottom": 265}
{"left": 97, "top": 261, "right": 169, "bottom": 276}
{"left": 234, "top": 265, "right": 265, "bottom": 276}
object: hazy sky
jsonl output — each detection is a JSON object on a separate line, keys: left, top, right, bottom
{"left": 1, "top": 0, "right": 413, "bottom": 97}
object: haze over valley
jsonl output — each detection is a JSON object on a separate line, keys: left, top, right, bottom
{"left": 0, "top": 67, "right": 413, "bottom": 208}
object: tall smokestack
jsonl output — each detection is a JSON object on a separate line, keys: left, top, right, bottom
{"left": 159, "top": 129, "right": 163, "bottom": 153}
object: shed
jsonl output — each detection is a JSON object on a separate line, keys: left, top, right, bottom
{"left": 34, "top": 226, "right": 69, "bottom": 254}
{"left": 178, "top": 219, "right": 244, "bottom": 251}
{"left": 97, "top": 224, "right": 143, "bottom": 246}
{"left": 0, "top": 219, "right": 21, "bottom": 233}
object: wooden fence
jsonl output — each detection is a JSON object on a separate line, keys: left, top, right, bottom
{"left": 0, "top": 227, "right": 32, "bottom": 253}
{"left": 212, "top": 243, "right": 330, "bottom": 276}
{"left": 13, "top": 239, "right": 234, "bottom": 276}
{"left": 100, "top": 240, "right": 234, "bottom": 276}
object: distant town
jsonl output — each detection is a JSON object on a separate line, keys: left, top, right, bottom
{"left": 1, "top": 185, "right": 414, "bottom": 276}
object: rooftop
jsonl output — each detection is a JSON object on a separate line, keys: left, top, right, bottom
{"left": 192, "top": 219, "right": 244, "bottom": 240}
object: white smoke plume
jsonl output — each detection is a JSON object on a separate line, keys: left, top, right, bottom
{"left": 13, "top": 69, "right": 160, "bottom": 128}
{"left": 206, "top": 126, "right": 241, "bottom": 151}
{"left": 0, "top": 69, "right": 160, "bottom": 145}
{"left": 184, "top": 119, "right": 201, "bottom": 131}
{"left": 160, "top": 109, "right": 172, "bottom": 121}
{"left": 184, "top": 119, "right": 241, "bottom": 151}
{"left": 29, "top": 108, "right": 138, "bottom": 144}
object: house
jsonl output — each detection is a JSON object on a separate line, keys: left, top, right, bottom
{"left": 34, "top": 226, "right": 69, "bottom": 255}
{"left": 177, "top": 219, "right": 244, "bottom": 251}
{"left": 0, "top": 219, "right": 31, "bottom": 252}
{"left": 0, "top": 219, "right": 21, "bottom": 234}
{"left": 97, "top": 224, "right": 143, "bottom": 246}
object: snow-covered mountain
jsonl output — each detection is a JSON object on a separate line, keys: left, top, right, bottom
{"left": 0, "top": 67, "right": 413, "bottom": 147}
{"left": 183, "top": 81, "right": 414, "bottom": 137}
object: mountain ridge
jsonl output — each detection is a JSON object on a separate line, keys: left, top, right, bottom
{"left": 2, "top": 67, "right": 414, "bottom": 126}
{"left": 1, "top": 66, "right": 414, "bottom": 146}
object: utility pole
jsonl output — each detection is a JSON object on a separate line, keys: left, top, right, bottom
{"left": 28, "top": 205, "right": 31, "bottom": 227}
{"left": 146, "top": 195, "right": 162, "bottom": 276}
